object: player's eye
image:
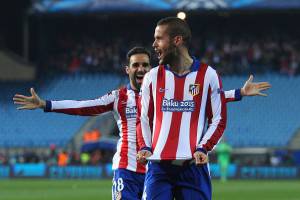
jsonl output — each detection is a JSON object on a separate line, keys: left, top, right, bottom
{"left": 132, "top": 63, "right": 139, "bottom": 68}
{"left": 142, "top": 63, "right": 149, "bottom": 67}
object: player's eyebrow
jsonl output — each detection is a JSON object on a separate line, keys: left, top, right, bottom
{"left": 132, "top": 62, "right": 149, "bottom": 66}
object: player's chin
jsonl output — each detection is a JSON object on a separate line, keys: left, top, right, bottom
{"left": 158, "top": 58, "right": 164, "bottom": 65}
{"left": 158, "top": 56, "right": 168, "bottom": 65}
{"left": 135, "top": 77, "right": 143, "bottom": 85}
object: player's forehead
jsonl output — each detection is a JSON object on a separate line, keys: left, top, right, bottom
{"left": 154, "top": 25, "right": 168, "bottom": 37}
{"left": 129, "top": 53, "right": 150, "bottom": 64}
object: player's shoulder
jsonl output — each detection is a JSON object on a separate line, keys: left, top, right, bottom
{"left": 146, "top": 65, "right": 161, "bottom": 78}
{"left": 149, "top": 65, "right": 160, "bottom": 74}
{"left": 198, "top": 62, "right": 215, "bottom": 72}
{"left": 106, "top": 87, "right": 123, "bottom": 97}
{"left": 140, "top": 66, "right": 159, "bottom": 82}
{"left": 203, "top": 64, "right": 217, "bottom": 75}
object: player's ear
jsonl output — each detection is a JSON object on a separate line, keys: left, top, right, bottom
{"left": 125, "top": 65, "right": 129, "bottom": 74}
{"left": 174, "top": 35, "right": 183, "bottom": 46}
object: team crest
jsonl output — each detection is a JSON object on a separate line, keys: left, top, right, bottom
{"left": 189, "top": 84, "right": 200, "bottom": 96}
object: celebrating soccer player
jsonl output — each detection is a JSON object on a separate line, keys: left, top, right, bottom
{"left": 136, "top": 17, "right": 270, "bottom": 200}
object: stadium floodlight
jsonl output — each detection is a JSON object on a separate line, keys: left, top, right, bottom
{"left": 177, "top": 11, "right": 186, "bottom": 20}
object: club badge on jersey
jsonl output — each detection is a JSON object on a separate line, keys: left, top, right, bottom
{"left": 189, "top": 84, "right": 200, "bottom": 96}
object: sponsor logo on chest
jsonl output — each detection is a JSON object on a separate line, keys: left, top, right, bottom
{"left": 125, "top": 106, "right": 137, "bottom": 118}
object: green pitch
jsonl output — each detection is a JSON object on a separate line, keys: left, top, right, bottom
{"left": 0, "top": 179, "right": 299, "bottom": 200}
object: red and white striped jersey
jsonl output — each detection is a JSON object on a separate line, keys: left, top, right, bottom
{"left": 137, "top": 59, "right": 227, "bottom": 160}
{"left": 45, "top": 84, "right": 146, "bottom": 173}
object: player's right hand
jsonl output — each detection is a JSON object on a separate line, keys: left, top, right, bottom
{"left": 137, "top": 150, "right": 152, "bottom": 165}
{"left": 13, "top": 88, "right": 46, "bottom": 110}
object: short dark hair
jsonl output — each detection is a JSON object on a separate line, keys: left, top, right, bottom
{"left": 126, "top": 46, "right": 151, "bottom": 64}
{"left": 157, "top": 17, "right": 191, "bottom": 47}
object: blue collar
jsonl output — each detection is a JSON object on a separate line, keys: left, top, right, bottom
{"left": 163, "top": 57, "right": 200, "bottom": 77}
{"left": 190, "top": 57, "right": 200, "bottom": 72}
{"left": 126, "top": 83, "right": 139, "bottom": 93}
{"left": 126, "top": 83, "right": 133, "bottom": 90}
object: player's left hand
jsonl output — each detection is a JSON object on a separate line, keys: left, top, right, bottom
{"left": 193, "top": 151, "right": 208, "bottom": 165}
{"left": 137, "top": 150, "right": 152, "bottom": 165}
{"left": 241, "top": 75, "right": 271, "bottom": 97}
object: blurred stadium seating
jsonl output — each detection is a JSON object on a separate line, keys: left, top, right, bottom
{"left": 1, "top": 73, "right": 299, "bottom": 148}
{"left": 0, "top": 73, "right": 125, "bottom": 147}
{"left": 224, "top": 74, "right": 300, "bottom": 147}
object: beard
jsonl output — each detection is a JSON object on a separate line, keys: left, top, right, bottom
{"left": 130, "top": 71, "right": 145, "bottom": 91}
{"left": 159, "top": 43, "right": 179, "bottom": 65}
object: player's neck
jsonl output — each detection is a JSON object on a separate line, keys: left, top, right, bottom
{"left": 129, "top": 81, "right": 139, "bottom": 92}
{"left": 168, "top": 50, "right": 193, "bottom": 75}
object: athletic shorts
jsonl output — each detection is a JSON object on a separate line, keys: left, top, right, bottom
{"left": 112, "top": 168, "right": 145, "bottom": 200}
{"left": 142, "top": 161, "right": 211, "bottom": 200}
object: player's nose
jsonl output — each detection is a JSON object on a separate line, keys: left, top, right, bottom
{"left": 152, "top": 40, "right": 157, "bottom": 48}
{"left": 137, "top": 65, "right": 144, "bottom": 72}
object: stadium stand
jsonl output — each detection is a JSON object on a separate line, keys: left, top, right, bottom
{"left": 0, "top": 73, "right": 125, "bottom": 148}
{"left": 224, "top": 74, "right": 300, "bottom": 147}
{"left": 1, "top": 73, "right": 299, "bottom": 148}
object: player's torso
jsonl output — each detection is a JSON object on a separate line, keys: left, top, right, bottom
{"left": 112, "top": 86, "right": 145, "bottom": 173}
{"left": 149, "top": 63, "right": 210, "bottom": 160}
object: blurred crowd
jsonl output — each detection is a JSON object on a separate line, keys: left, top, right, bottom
{"left": 44, "top": 33, "right": 300, "bottom": 76}
{"left": 0, "top": 144, "right": 113, "bottom": 166}
{"left": 191, "top": 34, "right": 300, "bottom": 76}
{"left": 1, "top": 147, "right": 298, "bottom": 167}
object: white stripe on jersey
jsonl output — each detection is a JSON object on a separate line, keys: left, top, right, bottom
{"left": 152, "top": 70, "right": 175, "bottom": 160}
{"left": 196, "top": 69, "right": 210, "bottom": 147}
{"left": 224, "top": 90, "right": 235, "bottom": 99}
{"left": 176, "top": 71, "right": 197, "bottom": 159}
{"left": 140, "top": 72, "right": 155, "bottom": 149}
{"left": 197, "top": 67, "right": 222, "bottom": 150}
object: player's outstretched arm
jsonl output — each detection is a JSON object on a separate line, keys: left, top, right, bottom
{"left": 241, "top": 75, "right": 271, "bottom": 97}
{"left": 13, "top": 88, "right": 46, "bottom": 110}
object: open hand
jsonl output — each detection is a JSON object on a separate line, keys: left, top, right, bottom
{"left": 241, "top": 75, "right": 271, "bottom": 97}
{"left": 13, "top": 88, "right": 46, "bottom": 110}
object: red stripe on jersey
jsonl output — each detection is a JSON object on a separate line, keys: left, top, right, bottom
{"left": 203, "top": 74, "right": 227, "bottom": 151}
{"left": 53, "top": 103, "right": 114, "bottom": 116}
{"left": 135, "top": 92, "right": 146, "bottom": 173}
{"left": 189, "top": 63, "right": 208, "bottom": 153}
{"left": 118, "top": 87, "right": 129, "bottom": 169}
{"left": 160, "top": 76, "right": 185, "bottom": 159}
{"left": 225, "top": 98, "right": 235, "bottom": 103}
{"left": 206, "top": 87, "right": 212, "bottom": 126}
{"left": 136, "top": 95, "right": 143, "bottom": 149}
{"left": 152, "top": 66, "right": 165, "bottom": 150}
{"left": 148, "top": 83, "right": 154, "bottom": 134}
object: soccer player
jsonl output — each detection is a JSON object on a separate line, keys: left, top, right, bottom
{"left": 14, "top": 46, "right": 270, "bottom": 200}
{"left": 216, "top": 138, "right": 232, "bottom": 182}
{"left": 136, "top": 17, "right": 270, "bottom": 200}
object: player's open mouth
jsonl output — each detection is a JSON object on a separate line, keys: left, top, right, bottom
{"left": 158, "top": 52, "right": 162, "bottom": 59}
{"left": 155, "top": 49, "right": 162, "bottom": 59}
{"left": 136, "top": 74, "right": 144, "bottom": 83}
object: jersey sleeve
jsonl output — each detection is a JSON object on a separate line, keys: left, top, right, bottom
{"left": 44, "top": 90, "right": 117, "bottom": 116}
{"left": 224, "top": 89, "right": 242, "bottom": 102}
{"left": 197, "top": 68, "right": 227, "bottom": 153}
{"left": 136, "top": 72, "right": 153, "bottom": 152}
